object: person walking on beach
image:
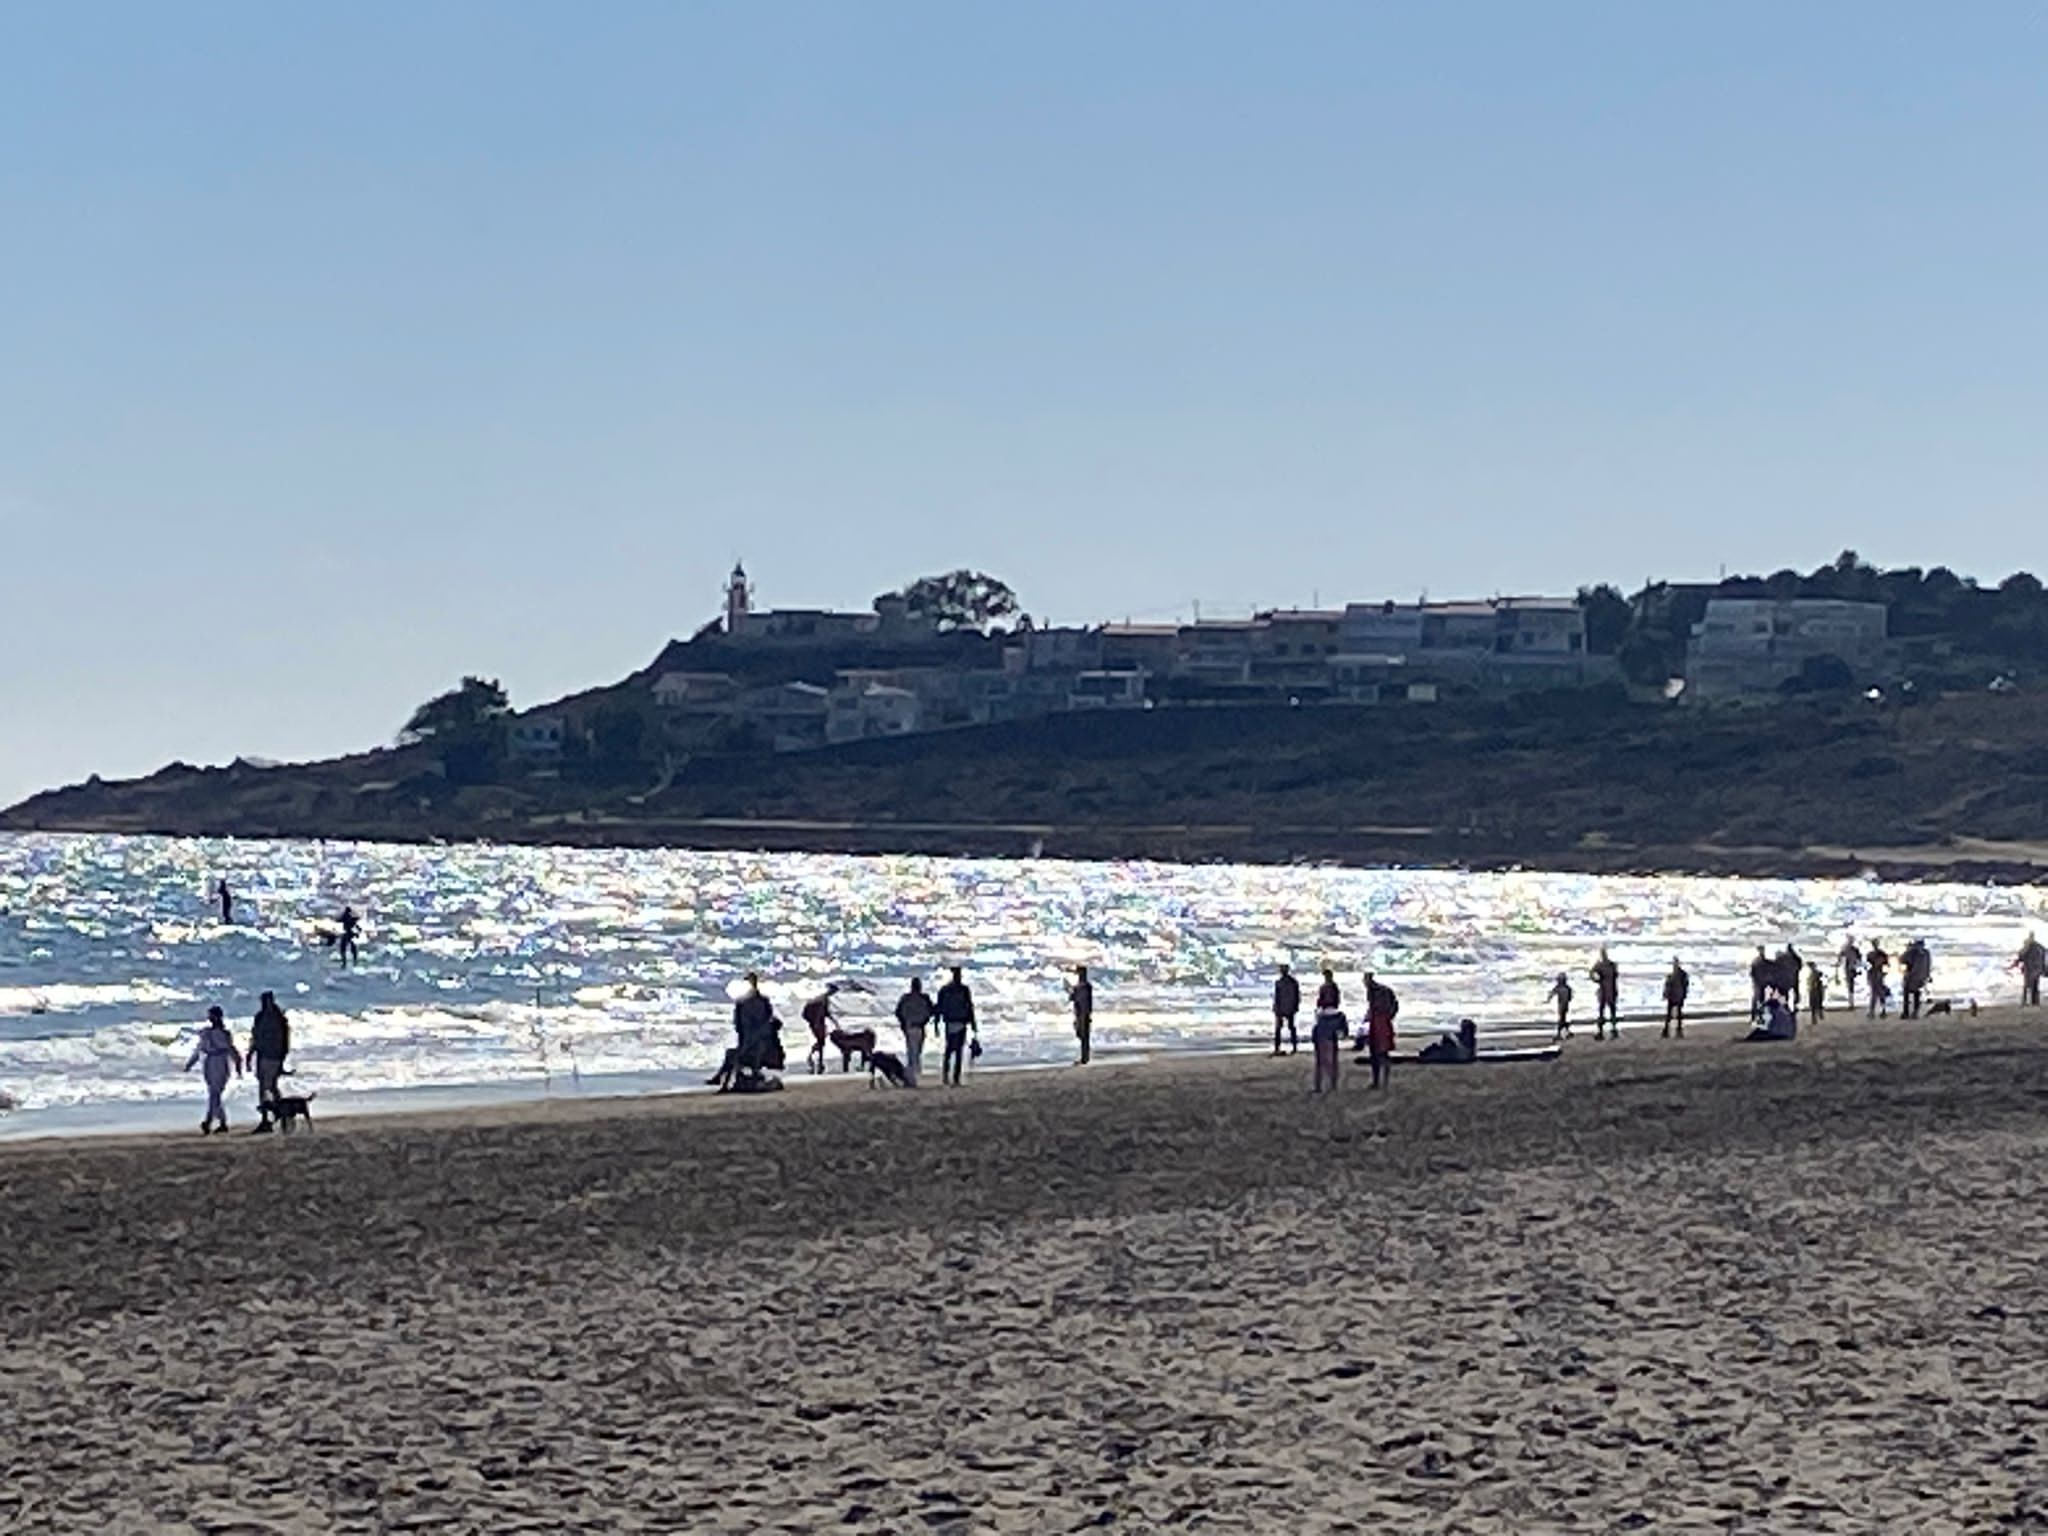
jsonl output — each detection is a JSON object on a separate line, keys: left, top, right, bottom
{"left": 1866, "top": 942, "right": 1892, "bottom": 1018}
{"left": 802, "top": 984, "right": 839, "bottom": 1074}
{"left": 1662, "top": 958, "right": 1689, "bottom": 1038}
{"left": 337, "top": 906, "right": 360, "bottom": 967}
{"left": 1068, "top": 966, "right": 1094, "bottom": 1065}
{"left": 217, "top": 879, "right": 234, "bottom": 925}
{"left": 1838, "top": 938, "right": 1863, "bottom": 1008}
{"left": 1590, "top": 948, "right": 1621, "bottom": 1040}
{"left": 1805, "top": 962, "right": 1826, "bottom": 1026}
{"left": 247, "top": 991, "right": 290, "bottom": 1120}
{"left": 2015, "top": 933, "right": 2047, "bottom": 1007}
{"left": 1548, "top": 971, "right": 1573, "bottom": 1042}
{"left": 936, "top": 966, "right": 977, "bottom": 1086}
{"left": 1272, "top": 964, "right": 1301, "bottom": 1056}
{"left": 894, "top": 977, "right": 934, "bottom": 1085}
{"left": 185, "top": 1006, "right": 242, "bottom": 1135}
{"left": 1748, "top": 946, "right": 1771, "bottom": 1023}
{"left": 1900, "top": 939, "right": 1932, "bottom": 1020}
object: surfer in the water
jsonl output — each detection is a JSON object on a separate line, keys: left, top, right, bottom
{"left": 217, "top": 880, "right": 233, "bottom": 924}
{"left": 338, "top": 906, "right": 360, "bottom": 966}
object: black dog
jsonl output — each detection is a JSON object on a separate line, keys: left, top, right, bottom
{"left": 868, "top": 1050, "right": 910, "bottom": 1088}
{"left": 263, "top": 1093, "right": 316, "bottom": 1134}
{"left": 1926, "top": 999, "right": 1953, "bottom": 1016}
{"left": 829, "top": 1027, "right": 877, "bottom": 1073}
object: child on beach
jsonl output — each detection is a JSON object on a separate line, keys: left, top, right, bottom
{"left": 1548, "top": 972, "right": 1573, "bottom": 1042}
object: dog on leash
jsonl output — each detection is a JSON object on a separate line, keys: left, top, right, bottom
{"left": 260, "top": 1093, "right": 316, "bottom": 1134}
{"left": 829, "top": 1027, "right": 877, "bottom": 1072}
{"left": 868, "top": 1050, "right": 910, "bottom": 1088}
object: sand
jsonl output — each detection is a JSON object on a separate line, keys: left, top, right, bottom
{"left": 4, "top": 1012, "right": 2048, "bottom": 1533}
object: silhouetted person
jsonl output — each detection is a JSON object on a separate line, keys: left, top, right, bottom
{"left": 337, "top": 906, "right": 360, "bottom": 967}
{"left": 1662, "top": 958, "right": 1689, "bottom": 1038}
{"left": 1866, "top": 943, "right": 1891, "bottom": 1018}
{"left": 1806, "top": 962, "right": 1826, "bottom": 1025}
{"left": 1900, "top": 939, "right": 1932, "bottom": 1019}
{"left": 1419, "top": 1019, "right": 1479, "bottom": 1064}
{"left": 1272, "top": 965, "right": 1301, "bottom": 1056}
{"left": 802, "top": 985, "right": 838, "bottom": 1074}
{"left": 1837, "top": 938, "right": 1863, "bottom": 1008}
{"left": 1548, "top": 972, "right": 1573, "bottom": 1042}
{"left": 1778, "top": 946, "right": 1804, "bottom": 1005}
{"left": 1749, "top": 946, "right": 1771, "bottom": 1022}
{"left": 1741, "top": 994, "right": 1799, "bottom": 1042}
{"left": 937, "top": 966, "right": 976, "bottom": 1086}
{"left": 1590, "top": 948, "right": 1620, "bottom": 1040}
{"left": 2017, "top": 933, "right": 2047, "bottom": 1008}
{"left": 248, "top": 991, "right": 290, "bottom": 1118}
{"left": 1068, "top": 967, "right": 1094, "bottom": 1065}
{"left": 185, "top": 1006, "right": 242, "bottom": 1135}
{"left": 1310, "top": 1005, "right": 1344, "bottom": 1093}
{"left": 1316, "top": 967, "right": 1340, "bottom": 1013}
{"left": 709, "top": 972, "right": 774, "bottom": 1090}
{"left": 1360, "top": 972, "right": 1396, "bottom": 1088}
{"left": 895, "top": 977, "right": 934, "bottom": 1085}
{"left": 217, "top": 880, "right": 233, "bottom": 924}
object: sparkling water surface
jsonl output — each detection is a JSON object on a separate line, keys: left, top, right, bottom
{"left": 2, "top": 832, "right": 2043, "bottom": 1120}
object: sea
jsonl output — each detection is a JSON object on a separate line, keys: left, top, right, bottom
{"left": 1, "top": 831, "right": 2042, "bottom": 1136}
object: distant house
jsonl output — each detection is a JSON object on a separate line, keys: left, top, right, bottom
{"left": 1176, "top": 621, "right": 1260, "bottom": 687}
{"left": 506, "top": 714, "right": 567, "bottom": 773}
{"left": 739, "top": 681, "right": 830, "bottom": 752}
{"left": 1068, "top": 670, "right": 1149, "bottom": 710}
{"left": 1251, "top": 609, "right": 1343, "bottom": 689}
{"left": 1686, "top": 598, "right": 1889, "bottom": 700}
{"left": 1099, "top": 623, "right": 1181, "bottom": 675}
{"left": 827, "top": 680, "right": 922, "bottom": 743}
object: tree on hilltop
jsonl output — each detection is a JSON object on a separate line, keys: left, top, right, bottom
{"left": 401, "top": 677, "right": 511, "bottom": 743}
{"left": 892, "top": 570, "right": 1020, "bottom": 632}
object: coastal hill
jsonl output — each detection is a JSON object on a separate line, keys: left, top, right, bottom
{"left": 9, "top": 685, "right": 2048, "bottom": 882}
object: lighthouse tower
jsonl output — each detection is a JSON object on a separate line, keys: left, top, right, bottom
{"left": 724, "top": 561, "right": 753, "bottom": 636}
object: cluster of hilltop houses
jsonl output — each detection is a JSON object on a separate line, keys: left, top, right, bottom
{"left": 499, "top": 566, "right": 1898, "bottom": 766}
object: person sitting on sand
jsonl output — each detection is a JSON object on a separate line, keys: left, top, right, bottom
{"left": 1662, "top": 958, "right": 1689, "bottom": 1039}
{"left": 1547, "top": 972, "right": 1573, "bottom": 1042}
{"left": 1741, "top": 992, "right": 1799, "bottom": 1043}
{"left": 185, "top": 1006, "right": 242, "bottom": 1135}
{"left": 1417, "top": 1018, "right": 1479, "bottom": 1065}
{"left": 1310, "top": 1006, "right": 1345, "bottom": 1094}
{"left": 1272, "top": 964, "right": 1301, "bottom": 1057}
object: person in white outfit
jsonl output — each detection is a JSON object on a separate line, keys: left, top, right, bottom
{"left": 184, "top": 1006, "right": 243, "bottom": 1135}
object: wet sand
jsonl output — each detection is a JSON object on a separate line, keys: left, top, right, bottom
{"left": 4, "top": 1011, "right": 2048, "bottom": 1533}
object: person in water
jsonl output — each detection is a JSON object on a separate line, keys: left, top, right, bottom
{"left": 1271, "top": 964, "right": 1301, "bottom": 1056}
{"left": 802, "top": 984, "right": 839, "bottom": 1074}
{"left": 936, "top": 966, "right": 977, "bottom": 1086}
{"left": 247, "top": 991, "right": 291, "bottom": 1120}
{"left": 1662, "top": 958, "right": 1689, "bottom": 1039}
{"left": 1547, "top": 972, "right": 1573, "bottom": 1042}
{"left": 217, "top": 879, "right": 233, "bottom": 924}
{"left": 1068, "top": 966, "right": 1094, "bottom": 1065}
{"left": 185, "top": 1006, "right": 243, "bottom": 1135}
{"left": 337, "top": 906, "right": 361, "bottom": 967}
{"left": 1590, "top": 948, "right": 1620, "bottom": 1040}
{"left": 894, "top": 977, "right": 934, "bottom": 1086}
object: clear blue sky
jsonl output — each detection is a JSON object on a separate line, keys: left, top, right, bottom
{"left": 4, "top": 2, "right": 2045, "bottom": 807}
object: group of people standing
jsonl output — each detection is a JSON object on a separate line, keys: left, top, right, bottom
{"left": 183, "top": 991, "right": 293, "bottom": 1134}
{"left": 1270, "top": 963, "right": 1403, "bottom": 1094}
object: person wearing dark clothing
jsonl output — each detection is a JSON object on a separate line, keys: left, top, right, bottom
{"left": 1547, "top": 972, "right": 1573, "bottom": 1042}
{"left": 1068, "top": 967, "right": 1094, "bottom": 1065}
{"left": 1315, "top": 968, "right": 1340, "bottom": 1013}
{"left": 1900, "top": 940, "right": 1931, "bottom": 1019}
{"left": 802, "top": 986, "right": 838, "bottom": 1074}
{"left": 1418, "top": 1019, "right": 1480, "bottom": 1064}
{"left": 1272, "top": 965, "right": 1301, "bottom": 1056}
{"left": 1359, "top": 973, "right": 1397, "bottom": 1088}
{"left": 895, "top": 978, "right": 934, "bottom": 1085}
{"left": 1838, "top": 939, "right": 1863, "bottom": 1008}
{"left": 1590, "top": 948, "right": 1621, "bottom": 1040}
{"left": 248, "top": 991, "right": 290, "bottom": 1116}
{"left": 936, "top": 967, "right": 977, "bottom": 1086}
{"left": 709, "top": 974, "right": 777, "bottom": 1090}
{"left": 1866, "top": 943, "right": 1891, "bottom": 1019}
{"left": 1662, "top": 959, "right": 1689, "bottom": 1039}
{"left": 218, "top": 880, "right": 234, "bottom": 924}
{"left": 1805, "top": 962, "right": 1827, "bottom": 1025}
{"left": 1748, "top": 947, "right": 1771, "bottom": 1023}
{"left": 337, "top": 906, "right": 361, "bottom": 967}
{"left": 2017, "top": 934, "right": 2047, "bottom": 1008}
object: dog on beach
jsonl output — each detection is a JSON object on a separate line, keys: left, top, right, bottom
{"left": 260, "top": 1093, "right": 316, "bottom": 1134}
{"left": 829, "top": 1027, "right": 877, "bottom": 1073}
{"left": 1927, "top": 1000, "right": 1953, "bottom": 1016}
{"left": 868, "top": 1050, "right": 910, "bottom": 1088}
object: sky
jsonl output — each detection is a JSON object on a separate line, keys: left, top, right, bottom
{"left": 3, "top": 2, "right": 2046, "bottom": 806}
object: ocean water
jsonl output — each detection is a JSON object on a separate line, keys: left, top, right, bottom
{"left": 1, "top": 832, "right": 2043, "bottom": 1127}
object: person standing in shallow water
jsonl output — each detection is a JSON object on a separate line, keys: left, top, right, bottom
{"left": 1548, "top": 972, "right": 1573, "bottom": 1042}
{"left": 217, "top": 879, "right": 233, "bottom": 924}
{"left": 1662, "top": 958, "right": 1689, "bottom": 1038}
{"left": 185, "top": 1006, "right": 242, "bottom": 1135}
{"left": 1271, "top": 964, "right": 1301, "bottom": 1056}
{"left": 337, "top": 906, "right": 360, "bottom": 967}
{"left": 1590, "top": 948, "right": 1621, "bottom": 1040}
{"left": 1068, "top": 966, "right": 1094, "bottom": 1065}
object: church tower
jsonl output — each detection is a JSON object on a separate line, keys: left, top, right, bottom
{"left": 724, "top": 561, "right": 753, "bottom": 636}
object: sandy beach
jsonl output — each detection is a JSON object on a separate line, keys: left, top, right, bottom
{"left": 4, "top": 1012, "right": 2048, "bottom": 1533}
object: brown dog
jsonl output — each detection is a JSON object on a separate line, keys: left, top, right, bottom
{"left": 828, "top": 1027, "right": 876, "bottom": 1072}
